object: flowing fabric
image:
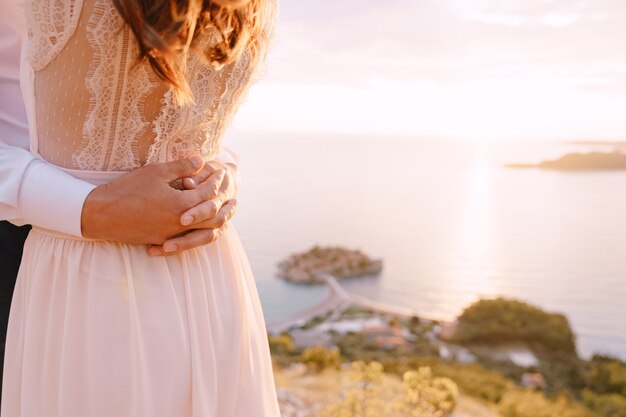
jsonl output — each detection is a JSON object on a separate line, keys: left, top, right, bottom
{"left": 2, "top": 170, "right": 281, "bottom": 417}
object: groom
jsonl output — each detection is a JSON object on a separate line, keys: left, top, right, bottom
{"left": 0, "top": 0, "right": 242, "bottom": 402}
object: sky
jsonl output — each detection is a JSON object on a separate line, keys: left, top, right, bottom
{"left": 234, "top": 0, "right": 626, "bottom": 142}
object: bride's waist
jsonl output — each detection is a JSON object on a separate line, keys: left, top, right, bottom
{"left": 43, "top": 159, "right": 127, "bottom": 185}
{"left": 30, "top": 226, "right": 104, "bottom": 241}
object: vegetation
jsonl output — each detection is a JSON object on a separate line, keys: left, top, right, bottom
{"left": 300, "top": 346, "right": 342, "bottom": 372}
{"left": 320, "top": 361, "right": 458, "bottom": 417}
{"left": 268, "top": 333, "right": 294, "bottom": 356}
{"left": 584, "top": 355, "right": 626, "bottom": 396}
{"left": 425, "top": 361, "right": 516, "bottom": 404}
{"left": 581, "top": 390, "right": 626, "bottom": 417}
{"left": 453, "top": 298, "right": 577, "bottom": 354}
{"left": 269, "top": 297, "right": 626, "bottom": 417}
{"left": 534, "top": 350, "right": 585, "bottom": 393}
{"left": 581, "top": 355, "right": 626, "bottom": 417}
{"left": 338, "top": 305, "right": 375, "bottom": 320}
{"left": 331, "top": 331, "right": 439, "bottom": 364}
{"left": 498, "top": 390, "right": 600, "bottom": 417}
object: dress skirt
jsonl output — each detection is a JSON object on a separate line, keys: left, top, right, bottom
{"left": 1, "top": 171, "right": 282, "bottom": 417}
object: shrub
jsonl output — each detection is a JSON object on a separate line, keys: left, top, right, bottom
{"left": 268, "top": 333, "right": 294, "bottom": 356}
{"left": 363, "top": 356, "right": 515, "bottom": 404}
{"left": 454, "top": 298, "right": 577, "bottom": 354}
{"left": 430, "top": 361, "right": 515, "bottom": 403}
{"left": 585, "top": 355, "right": 626, "bottom": 396}
{"left": 320, "top": 361, "right": 458, "bottom": 417}
{"left": 498, "top": 390, "right": 599, "bottom": 417}
{"left": 300, "top": 346, "right": 341, "bottom": 372}
{"left": 397, "top": 367, "right": 458, "bottom": 416}
{"left": 534, "top": 350, "right": 585, "bottom": 393}
{"left": 582, "top": 389, "right": 626, "bottom": 417}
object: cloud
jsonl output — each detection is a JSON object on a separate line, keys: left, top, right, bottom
{"left": 268, "top": 0, "right": 626, "bottom": 85}
{"left": 237, "top": 0, "right": 626, "bottom": 140}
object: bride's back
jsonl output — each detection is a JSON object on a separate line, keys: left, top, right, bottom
{"left": 24, "top": 0, "right": 266, "bottom": 171}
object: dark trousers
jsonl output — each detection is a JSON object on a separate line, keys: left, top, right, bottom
{"left": 0, "top": 221, "right": 31, "bottom": 405}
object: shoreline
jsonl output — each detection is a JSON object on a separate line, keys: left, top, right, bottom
{"left": 265, "top": 275, "right": 622, "bottom": 362}
{"left": 266, "top": 274, "right": 426, "bottom": 334}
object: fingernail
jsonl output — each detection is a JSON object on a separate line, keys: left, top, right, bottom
{"left": 164, "top": 243, "right": 177, "bottom": 253}
{"left": 190, "top": 156, "right": 204, "bottom": 169}
{"left": 185, "top": 177, "right": 198, "bottom": 188}
{"left": 181, "top": 216, "right": 193, "bottom": 226}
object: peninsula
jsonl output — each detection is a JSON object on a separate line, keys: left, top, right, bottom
{"left": 506, "top": 151, "right": 626, "bottom": 171}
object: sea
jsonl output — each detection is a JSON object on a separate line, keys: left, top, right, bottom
{"left": 227, "top": 132, "right": 626, "bottom": 361}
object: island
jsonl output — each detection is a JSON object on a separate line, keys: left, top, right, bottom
{"left": 277, "top": 245, "right": 383, "bottom": 284}
{"left": 506, "top": 151, "right": 626, "bottom": 171}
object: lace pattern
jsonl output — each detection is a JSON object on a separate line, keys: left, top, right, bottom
{"left": 73, "top": 0, "right": 156, "bottom": 170}
{"left": 25, "top": 0, "right": 85, "bottom": 70}
{"left": 147, "top": 46, "right": 253, "bottom": 164}
{"left": 23, "top": 0, "right": 272, "bottom": 171}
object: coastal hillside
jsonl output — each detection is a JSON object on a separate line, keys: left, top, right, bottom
{"left": 269, "top": 293, "right": 626, "bottom": 417}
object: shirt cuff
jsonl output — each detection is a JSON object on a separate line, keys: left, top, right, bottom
{"left": 18, "top": 159, "right": 96, "bottom": 237}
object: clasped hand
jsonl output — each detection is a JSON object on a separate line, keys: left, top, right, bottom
{"left": 81, "top": 155, "right": 239, "bottom": 256}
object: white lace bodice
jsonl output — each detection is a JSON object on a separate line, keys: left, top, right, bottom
{"left": 22, "top": 0, "right": 270, "bottom": 171}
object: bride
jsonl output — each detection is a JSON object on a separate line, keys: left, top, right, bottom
{"left": 1, "top": 0, "right": 281, "bottom": 416}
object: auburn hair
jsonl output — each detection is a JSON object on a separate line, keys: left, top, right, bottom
{"left": 112, "top": 0, "right": 273, "bottom": 104}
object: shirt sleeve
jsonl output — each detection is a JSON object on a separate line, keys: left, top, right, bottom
{"left": 0, "top": 139, "right": 96, "bottom": 237}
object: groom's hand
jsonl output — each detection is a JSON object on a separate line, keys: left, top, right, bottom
{"left": 81, "top": 155, "right": 238, "bottom": 251}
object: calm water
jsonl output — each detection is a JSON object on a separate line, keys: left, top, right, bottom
{"left": 229, "top": 133, "right": 626, "bottom": 360}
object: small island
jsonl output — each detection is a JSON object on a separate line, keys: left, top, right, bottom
{"left": 506, "top": 151, "right": 626, "bottom": 171}
{"left": 277, "top": 245, "right": 383, "bottom": 284}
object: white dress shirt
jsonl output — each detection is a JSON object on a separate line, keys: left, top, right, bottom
{"left": 0, "top": 0, "right": 239, "bottom": 237}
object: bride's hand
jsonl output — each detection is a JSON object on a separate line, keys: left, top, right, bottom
{"left": 147, "top": 160, "right": 240, "bottom": 256}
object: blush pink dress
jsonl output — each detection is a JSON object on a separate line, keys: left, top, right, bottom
{"left": 1, "top": 0, "right": 281, "bottom": 416}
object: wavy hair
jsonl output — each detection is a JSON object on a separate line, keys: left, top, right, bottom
{"left": 112, "top": 0, "right": 274, "bottom": 104}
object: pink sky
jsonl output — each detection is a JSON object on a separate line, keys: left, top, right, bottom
{"left": 234, "top": 0, "right": 626, "bottom": 142}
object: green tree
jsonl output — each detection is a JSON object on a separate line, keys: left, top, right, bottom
{"left": 454, "top": 298, "right": 577, "bottom": 354}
